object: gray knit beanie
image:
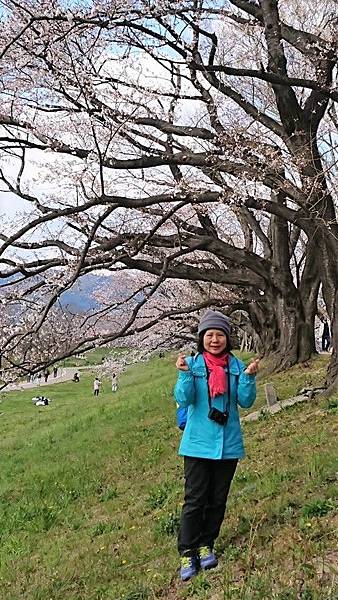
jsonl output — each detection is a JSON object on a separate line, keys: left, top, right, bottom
{"left": 198, "top": 310, "right": 231, "bottom": 337}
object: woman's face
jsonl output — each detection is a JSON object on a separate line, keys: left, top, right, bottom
{"left": 203, "top": 329, "right": 227, "bottom": 355}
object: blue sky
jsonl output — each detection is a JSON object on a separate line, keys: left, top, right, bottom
{"left": 0, "top": 191, "right": 28, "bottom": 217}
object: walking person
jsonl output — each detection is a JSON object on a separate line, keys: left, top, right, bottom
{"left": 111, "top": 373, "right": 118, "bottom": 393}
{"left": 44, "top": 369, "right": 50, "bottom": 383}
{"left": 321, "top": 318, "right": 331, "bottom": 352}
{"left": 93, "top": 377, "right": 102, "bottom": 397}
{"left": 174, "top": 310, "right": 259, "bottom": 581}
{"left": 53, "top": 366, "right": 58, "bottom": 378}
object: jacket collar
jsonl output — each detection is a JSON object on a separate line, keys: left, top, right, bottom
{"left": 191, "top": 352, "right": 241, "bottom": 376}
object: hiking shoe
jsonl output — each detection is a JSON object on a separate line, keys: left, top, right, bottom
{"left": 180, "top": 555, "right": 198, "bottom": 581}
{"left": 198, "top": 546, "right": 218, "bottom": 570}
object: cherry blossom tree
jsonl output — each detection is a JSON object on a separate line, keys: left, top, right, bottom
{"left": 0, "top": 0, "right": 337, "bottom": 391}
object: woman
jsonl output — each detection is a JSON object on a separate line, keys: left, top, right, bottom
{"left": 174, "top": 310, "right": 259, "bottom": 581}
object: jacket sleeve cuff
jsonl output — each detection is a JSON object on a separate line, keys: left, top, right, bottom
{"left": 177, "top": 370, "right": 193, "bottom": 381}
{"left": 240, "top": 371, "right": 256, "bottom": 382}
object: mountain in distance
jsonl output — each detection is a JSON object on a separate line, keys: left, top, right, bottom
{"left": 1, "top": 272, "right": 140, "bottom": 315}
{"left": 60, "top": 274, "right": 114, "bottom": 313}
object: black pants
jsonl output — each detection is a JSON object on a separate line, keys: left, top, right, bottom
{"left": 178, "top": 456, "right": 238, "bottom": 556}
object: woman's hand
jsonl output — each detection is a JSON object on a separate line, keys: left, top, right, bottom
{"left": 176, "top": 352, "right": 190, "bottom": 371}
{"left": 245, "top": 358, "right": 260, "bottom": 375}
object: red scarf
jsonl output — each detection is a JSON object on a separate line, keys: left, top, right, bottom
{"left": 203, "top": 351, "right": 229, "bottom": 398}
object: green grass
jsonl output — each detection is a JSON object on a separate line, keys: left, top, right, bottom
{"left": 61, "top": 347, "right": 120, "bottom": 367}
{"left": 249, "top": 354, "right": 328, "bottom": 411}
{"left": 0, "top": 354, "right": 337, "bottom": 600}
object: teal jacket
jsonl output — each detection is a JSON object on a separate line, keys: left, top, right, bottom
{"left": 174, "top": 353, "right": 256, "bottom": 460}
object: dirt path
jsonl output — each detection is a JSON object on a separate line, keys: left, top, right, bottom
{"left": 3, "top": 368, "right": 79, "bottom": 392}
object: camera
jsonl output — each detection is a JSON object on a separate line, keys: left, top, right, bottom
{"left": 208, "top": 407, "right": 228, "bottom": 426}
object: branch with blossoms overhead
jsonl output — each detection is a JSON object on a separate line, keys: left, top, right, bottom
{"left": 0, "top": 260, "right": 244, "bottom": 387}
{"left": 0, "top": 0, "right": 338, "bottom": 392}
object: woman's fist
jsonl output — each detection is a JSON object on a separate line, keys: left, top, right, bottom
{"left": 245, "top": 358, "right": 260, "bottom": 375}
{"left": 176, "top": 352, "right": 189, "bottom": 371}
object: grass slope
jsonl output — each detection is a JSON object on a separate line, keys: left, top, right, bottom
{"left": 0, "top": 354, "right": 337, "bottom": 600}
{"left": 62, "top": 347, "right": 124, "bottom": 368}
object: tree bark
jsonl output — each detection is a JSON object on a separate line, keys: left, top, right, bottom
{"left": 318, "top": 232, "right": 338, "bottom": 394}
{"left": 295, "top": 139, "right": 338, "bottom": 394}
{"left": 271, "top": 294, "right": 315, "bottom": 371}
{"left": 255, "top": 195, "right": 319, "bottom": 370}
{"left": 247, "top": 301, "right": 280, "bottom": 356}
{"left": 248, "top": 284, "right": 317, "bottom": 371}
{"left": 325, "top": 291, "right": 338, "bottom": 394}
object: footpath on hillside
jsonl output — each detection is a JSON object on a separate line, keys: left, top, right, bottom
{"left": 3, "top": 367, "right": 92, "bottom": 392}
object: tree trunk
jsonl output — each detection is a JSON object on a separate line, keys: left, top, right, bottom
{"left": 320, "top": 242, "right": 338, "bottom": 395}
{"left": 270, "top": 294, "right": 315, "bottom": 371}
{"left": 325, "top": 294, "right": 338, "bottom": 394}
{"left": 290, "top": 137, "right": 338, "bottom": 394}
{"left": 248, "top": 284, "right": 317, "bottom": 371}
{"left": 248, "top": 301, "right": 280, "bottom": 356}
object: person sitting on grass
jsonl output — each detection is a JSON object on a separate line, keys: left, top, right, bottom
{"left": 32, "top": 396, "right": 49, "bottom": 406}
{"left": 72, "top": 372, "right": 80, "bottom": 383}
{"left": 174, "top": 310, "right": 259, "bottom": 582}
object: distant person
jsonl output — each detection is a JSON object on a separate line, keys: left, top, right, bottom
{"left": 44, "top": 369, "right": 50, "bottom": 383}
{"left": 111, "top": 373, "right": 118, "bottom": 392}
{"left": 37, "top": 372, "right": 42, "bottom": 385}
{"left": 321, "top": 319, "right": 331, "bottom": 352}
{"left": 174, "top": 310, "right": 259, "bottom": 581}
{"left": 93, "top": 377, "right": 102, "bottom": 396}
{"left": 53, "top": 366, "right": 58, "bottom": 378}
{"left": 73, "top": 372, "right": 80, "bottom": 383}
{"left": 33, "top": 395, "right": 49, "bottom": 406}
